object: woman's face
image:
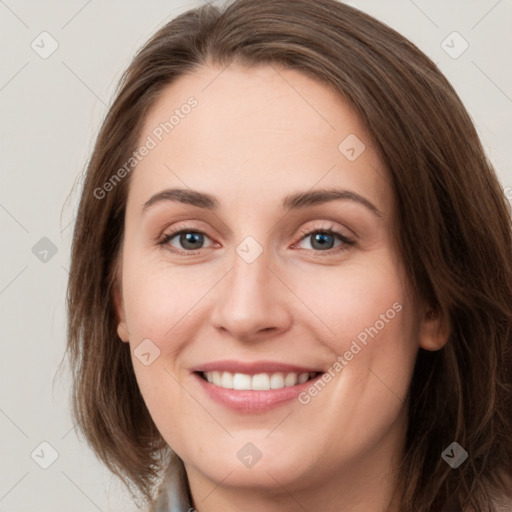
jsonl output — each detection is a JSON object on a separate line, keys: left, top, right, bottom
{"left": 115, "top": 63, "right": 444, "bottom": 499}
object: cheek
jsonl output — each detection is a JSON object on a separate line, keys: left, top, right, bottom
{"left": 293, "top": 255, "right": 412, "bottom": 351}
{"left": 120, "top": 262, "right": 202, "bottom": 449}
{"left": 289, "top": 267, "right": 416, "bottom": 461}
{"left": 121, "top": 254, "right": 214, "bottom": 348}
{"left": 293, "top": 255, "right": 418, "bottom": 407}
{"left": 122, "top": 279, "right": 222, "bottom": 464}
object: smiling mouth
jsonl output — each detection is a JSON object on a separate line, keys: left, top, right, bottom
{"left": 197, "top": 371, "right": 321, "bottom": 391}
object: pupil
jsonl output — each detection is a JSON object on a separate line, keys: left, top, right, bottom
{"left": 181, "top": 232, "right": 202, "bottom": 249}
{"left": 312, "top": 232, "right": 334, "bottom": 250}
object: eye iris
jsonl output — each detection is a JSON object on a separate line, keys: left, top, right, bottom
{"left": 311, "top": 232, "right": 334, "bottom": 250}
{"left": 180, "top": 232, "right": 203, "bottom": 250}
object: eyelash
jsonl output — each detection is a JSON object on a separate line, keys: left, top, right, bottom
{"left": 157, "top": 223, "right": 355, "bottom": 256}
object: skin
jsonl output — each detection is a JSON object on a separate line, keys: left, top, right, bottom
{"left": 114, "top": 62, "right": 448, "bottom": 512}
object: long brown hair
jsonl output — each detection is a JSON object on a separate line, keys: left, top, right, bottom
{"left": 66, "top": 0, "right": 512, "bottom": 509}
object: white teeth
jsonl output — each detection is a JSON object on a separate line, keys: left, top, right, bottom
{"left": 233, "top": 373, "right": 252, "bottom": 390}
{"left": 252, "top": 373, "right": 271, "bottom": 390}
{"left": 203, "top": 371, "right": 316, "bottom": 390}
{"left": 270, "top": 373, "right": 285, "bottom": 389}
{"left": 284, "top": 373, "right": 297, "bottom": 387}
{"left": 298, "top": 372, "right": 309, "bottom": 384}
{"left": 220, "top": 372, "right": 233, "bottom": 389}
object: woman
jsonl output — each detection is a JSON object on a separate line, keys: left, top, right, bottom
{"left": 66, "top": 0, "right": 512, "bottom": 510}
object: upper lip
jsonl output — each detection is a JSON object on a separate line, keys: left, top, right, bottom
{"left": 192, "top": 360, "right": 323, "bottom": 375}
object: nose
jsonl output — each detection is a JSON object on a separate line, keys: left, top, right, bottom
{"left": 210, "top": 249, "right": 293, "bottom": 343}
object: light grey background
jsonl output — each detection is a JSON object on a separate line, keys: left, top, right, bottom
{"left": 0, "top": 1, "right": 511, "bottom": 510}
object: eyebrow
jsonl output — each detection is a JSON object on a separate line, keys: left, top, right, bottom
{"left": 143, "top": 187, "right": 382, "bottom": 217}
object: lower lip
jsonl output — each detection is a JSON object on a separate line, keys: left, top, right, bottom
{"left": 193, "top": 372, "right": 324, "bottom": 413}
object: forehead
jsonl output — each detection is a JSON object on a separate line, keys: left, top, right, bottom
{"left": 129, "top": 62, "right": 391, "bottom": 213}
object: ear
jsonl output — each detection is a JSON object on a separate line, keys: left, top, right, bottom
{"left": 112, "top": 269, "right": 130, "bottom": 343}
{"left": 418, "top": 307, "right": 450, "bottom": 351}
